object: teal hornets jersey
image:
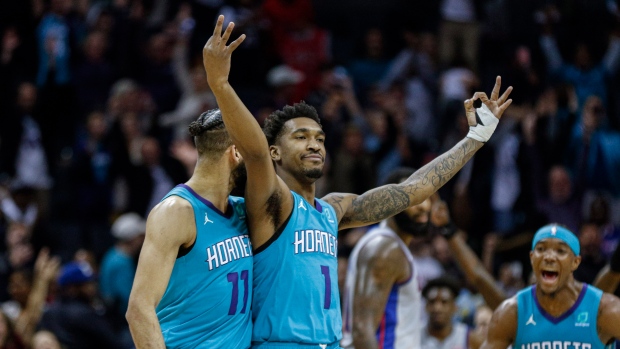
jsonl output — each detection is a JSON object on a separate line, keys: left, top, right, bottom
{"left": 515, "top": 284, "right": 615, "bottom": 349}
{"left": 251, "top": 191, "right": 341, "bottom": 348}
{"left": 156, "top": 184, "right": 253, "bottom": 349}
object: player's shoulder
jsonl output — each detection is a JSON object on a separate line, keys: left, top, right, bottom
{"left": 598, "top": 291, "right": 620, "bottom": 316}
{"left": 153, "top": 195, "right": 194, "bottom": 215}
{"left": 494, "top": 295, "right": 519, "bottom": 320}
{"left": 147, "top": 195, "right": 195, "bottom": 229}
{"left": 357, "top": 231, "right": 407, "bottom": 266}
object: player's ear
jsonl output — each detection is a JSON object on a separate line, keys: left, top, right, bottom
{"left": 270, "top": 145, "right": 280, "bottom": 161}
{"left": 571, "top": 255, "right": 581, "bottom": 271}
{"left": 529, "top": 250, "right": 535, "bottom": 267}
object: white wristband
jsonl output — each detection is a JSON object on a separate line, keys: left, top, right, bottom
{"left": 466, "top": 103, "right": 499, "bottom": 143}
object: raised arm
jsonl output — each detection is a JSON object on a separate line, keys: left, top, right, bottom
{"left": 431, "top": 200, "right": 506, "bottom": 309}
{"left": 202, "top": 15, "right": 292, "bottom": 247}
{"left": 14, "top": 248, "right": 60, "bottom": 346}
{"left": 593, "top": 243, "right": 620, "bottom": 294}
{"left": 325, "top": 77, "right": 512, "bottom": 230}
{"left": 126, "top": 197, "right": 195, "bottom": 349}
{"left": 350, "top": 237, "right": 408, "bottom": 349}
{"left": 480, "top": 298, "right": 518, "bottom": 349}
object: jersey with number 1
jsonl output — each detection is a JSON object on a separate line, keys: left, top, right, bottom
{"left": 156, "top": 184, "right": 253, "bottom": 349}
{"left": 252, "top": 191, "right": 341, "bottom": 348}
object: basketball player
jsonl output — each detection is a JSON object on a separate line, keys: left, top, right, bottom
{"left": 481, "top": 224, "right": 620, "bottom": 349}
{"left": 340, "top": 167, "right": 428, "bottom": 349}
{"left": 203, "top": 16, "right": 512, "bottom": 348}
{"left": 126, "top": 110, "right": 252, "bottom": 348}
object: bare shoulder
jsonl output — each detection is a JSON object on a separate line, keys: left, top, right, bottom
{"left": 147, "top": 196, "right": 195, "bottom": 246}
{"left": 356, "top": 233, "right": 408, "bottom": 281}
{"left": 488, "top": 297, "right": 518, "bottom": 337}
{"left": 494, "top": 296, "right": 518, "bottom": 319}
{"left": 597, "top": 292, "right": 620, "bottom": 341}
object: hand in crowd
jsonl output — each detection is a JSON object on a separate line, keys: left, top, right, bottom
{"left": 34, "top": 248, "right": 61, "bottom": 284}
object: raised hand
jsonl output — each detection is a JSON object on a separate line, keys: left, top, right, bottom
{"left": 464, "top": 76, "right": 513, "bottom": 142}
{"left": 203, "top": 15, "right": 246, "bottom": 89}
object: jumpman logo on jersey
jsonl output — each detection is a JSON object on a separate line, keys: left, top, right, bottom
{"left": 526, "top": 314, "right": 536, "bottom": 326}
{"left": 204, "top": 212, "right": 214, "bottom": 225}
{"left": 298, "top": 200, "right": 307, "bottom": 210}
{"left": 319, "top": 345, "right": 327, "bottom": 349}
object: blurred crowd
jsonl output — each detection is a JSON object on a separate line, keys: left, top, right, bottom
{"left": 1, "top": 0, "right": 620, "bottom": 347}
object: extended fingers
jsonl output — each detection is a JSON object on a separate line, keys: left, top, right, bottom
{"left": 498, "top": 86, "right": 513, "bottom": 105}
{"left": 228, "top": 34, "right": 246, "bottom": 52}
{"left": 499, "top": 99, "right": 513, "bottom": 114}
{"left": 490, "top": 76, "right": 501, "bottom": 101}
{"left": 213, "top": 15, "right": 224, "bottom": 38}
{"left": 221, "top": 21, "right": 235, "bottom": 45}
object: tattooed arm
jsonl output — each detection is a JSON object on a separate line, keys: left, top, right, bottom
{"left": 323, "top": 76, "right": 512, "bottom": 230}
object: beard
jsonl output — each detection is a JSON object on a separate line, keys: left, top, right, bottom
{"left": 301, "top": 166, "right": 323, "bottom": 180}
{"left": 230, "top": 162, "right": 247, "bottom": 197}
{"left": 393, "top": 212, "right": 430, "bottom": 237}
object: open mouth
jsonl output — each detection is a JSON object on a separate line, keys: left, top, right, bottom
{"left": 541, "top": 270, "right": 559, "bottom": 282}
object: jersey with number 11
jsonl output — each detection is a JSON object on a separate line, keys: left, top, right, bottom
{"left": 252, "top": 191, "right": 341, "bottom": 347}
{"left": 156, "top": 184, "right": 253, "bottom": 349}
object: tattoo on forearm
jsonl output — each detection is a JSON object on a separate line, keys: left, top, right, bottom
{"left": 350, "top": 138, "right": 482, "bottom": 224}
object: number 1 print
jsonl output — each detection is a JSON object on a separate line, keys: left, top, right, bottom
{"left": 321, "top": 265, "right": 331, "bottom": 309}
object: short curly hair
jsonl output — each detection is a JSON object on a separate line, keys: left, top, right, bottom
{"left": 421, "top": 276, "right": 461, "bottom": 300}
{"left": 263, "top": 101, "right": 321, "bottom": 145}
{"left": 188, "top": 109, "right": 233, "bottom": 157}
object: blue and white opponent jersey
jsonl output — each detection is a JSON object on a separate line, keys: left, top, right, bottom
{"left": 341, "top": 222, "right": 422, "bottom": 349}
{"left": 252, "top": 191, "right": 341, "bottom": 348}
{"left": 515, "top": 284, "right": 614, "bottom": 349}
{"left": 156, "top": 184, "right": 253, "bottom": 349}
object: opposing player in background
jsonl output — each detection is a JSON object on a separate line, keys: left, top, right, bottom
{"left": 203, "top": 15, "right": 512, "bottom": 348}
{"left": 126, "top": 110, "right": 252, "bottom": 349}
{"left": 481, "top": 224, "right": 620, "bottom": 349}
{"left": 341, "top": 167, "right": 428, "bottom": 349}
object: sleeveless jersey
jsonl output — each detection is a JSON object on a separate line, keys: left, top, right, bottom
{"left": 156, "top": 184, "right": 253, "bottom": 349}
{"left": 341, "top": 222, "right": 422, "bottom": 349}
{"left": 420, "top": 322, "right": 469, "bottom": 349}
{"left": 252, "top": 191, "right": 341, "bottom": 348}
{"left": 515, "top": 284, "right": 615, "bottom": 349}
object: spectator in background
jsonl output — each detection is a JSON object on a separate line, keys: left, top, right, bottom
{"left": 39, "top": 261, "right": 131, "bottom": 349}
{"left": 574, "top": 223, "right": 607, "bottom": 284}
{"left": 136, "top": 31, "right": 180, "bottom": 114}
{"left": 265, "top": 0, "right": 330, "bottom": 101}
{"left": 74, "top": 30, "right": 116, "bottom": 114}
{"left": 438, "top": 0, "right": 484, "bottom": 72}
{"left": 265, "top": 64, "right": 305, "bottom": 110}
{"left": 535, "top": 165, "right": 582, "bottom": 234}
{"left": 36, "top": 0, "right": 77, "bottom": 87}
{"left": 566, "top": 95, "right": 620, "bottom": 197}
{"left": 540, "top": 15, "right": 620, "bottom": 109}
{"left": 123, "top": 137, "right": 187, "bottom": 217}
{"left": 159, "top": 5, "right": 217, "bottom": 141}
{"left": 99, "top": 212, "right": 145, "bottom": 342}
{"left": 347, "top": 28, "right": 392, "bottom": 100}
{"left": 2, "top": 249, "right": 59, "bottom": 347}
{"left": 72, "top": 111, "right": 115, "bottom": 256}
{"left": 0, "top": 82, "right": 52, "bottom": 213}
{"left": 421, "top": 276, "right": 484, "bottom": 349}
{"left": 587, "top": 195, "right": 620, "bottom": 260}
